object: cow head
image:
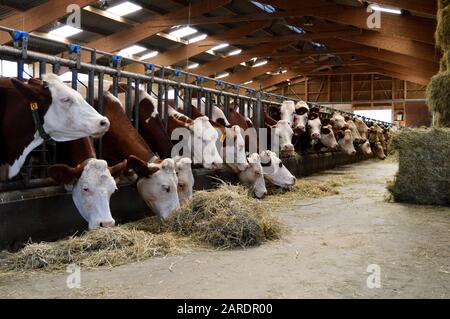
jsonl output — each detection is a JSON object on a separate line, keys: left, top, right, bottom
{"left": 260, "top": 150, "right": 296, "bottom": 188}
{"left": 347, "top": 119, "right": 363, "bottom": 143}
{"left": 48, "top": 159, "right": 127, "bottom": 230}
{"left": 237, "top": 153, "right": 267, "bottom": 199}
{"left": 337, "top": 129, "right": 357, "bottom": 156}
{"left": 274, "top": 120, "right": 295, "bottom": 153}
{"left": 330, "top": 112, "right": 348, "bottom": 130}
{"left": 128, "top": 156, "right": 180, "bottom": 219}
{"left": 375, "top": 142, "right": 386, "bottom": 160}
{"left": 308, "top": 112, "right": 322, "bottom": 143}
{"left": 174, "top": 157, "right": 194, "bottom": 205}
{"left": 359, "top": 139, "right": 372, "bottom": 156}
{"left": 320, "top": 125, "right": 339, "bottom": 150}
{"left": 11, "top": 74, "right": 109, "bottom": 141}
{"left": 280, "top": 100, "right": 296, "bottom": 125}
{"left": 187, "top": 116, "right": 223, "bottom": 170}
{"left": 292, "top": 113, "right": 308, "bottom": 135}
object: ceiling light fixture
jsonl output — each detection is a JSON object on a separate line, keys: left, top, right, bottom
{"left": 106, "top": 1, "right": 142, "bottom": 16}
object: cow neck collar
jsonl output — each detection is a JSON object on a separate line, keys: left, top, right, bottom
{"left": 29, "top": 101, "right": 54, "bottom": 145}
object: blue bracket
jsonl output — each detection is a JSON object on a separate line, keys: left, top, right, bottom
{"left": 215, "top": 80, "right": 224, "bottom": 86}
{"left": 68, "top": 44, "right": 81, "bottom": 69}
{"left": 173, "top": 69, "right": 181, "bottom": 77}
{"left": 12, "top": 30, "right": 28, "bottom": 60}
{"left": 12, "top": 30, "right": 28, "bottom": 41}
{"left": 112, "top": 55, "right": 122, "bottom": 63}
{"left": 246, "top": 88, "right": 254, "bottom": 95}
{"left": 232, "top": 84, "right": 239, "bottom": 90}
{"left": 196, "top": 76, "right": 204, "bottom": 83}
{"left": 68, "top": 44, "right": 81, "bottom": 54}
{"left": 145, "top": 63, "right": 155, "bottom": 71}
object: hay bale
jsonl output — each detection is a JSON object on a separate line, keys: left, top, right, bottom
{"left": 426, "top": 71, "right": 450, "bottom": 127}
{"left": 436, "top": 3, "right": 450, "bottom": 50}
{"left": 166, "top": 184, "right": 282, "bottom": 249}
{"left": 388, "top": 128, "right": 450, "bottom": 205}
{"left": 440, "top": 51, "right": 449, "bottom": 72}
{"left": 0, "top": 220, "right": 183, "bottom": 271}
{"left": 439, "top": 0, "right": 450, "bottom": 10}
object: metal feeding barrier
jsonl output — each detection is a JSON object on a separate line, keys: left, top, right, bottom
{"left": 0, "top": 26, "right": 393, "bottom": 192}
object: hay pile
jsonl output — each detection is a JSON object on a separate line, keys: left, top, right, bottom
{"left": 0, "top": 219, "right": 183, "bottom": 271}
{"left": 167, "top": 184, "right": 282, "bottom": 249}
{"left": 388, "top": 128, "right": 450, "bottom": 205}
{"left": 427, "top": 0, "right": 450, "bottom": 127}
{"left": 264, "top": 175, "right": 360, "bottom": 210}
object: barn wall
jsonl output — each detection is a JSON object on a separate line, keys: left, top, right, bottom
{"left": 405, "top": 102, "right": 432, "bottom": 127}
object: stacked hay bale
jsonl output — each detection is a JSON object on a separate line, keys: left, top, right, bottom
{"left": 427, "top": 0, "right": 450, "bottom": 127}
{"left": 388, "top": 128, "right": 450, "bottom": 205}
{"left": 389, "top": 1, "right": 450, "bottom": 206}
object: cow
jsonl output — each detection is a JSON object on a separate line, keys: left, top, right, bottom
{"left": 192, "top": 98, "right": 231, "bottom": 128}
{"left": 0, "top": 74, "right": 110, "bottom": 179}
{"left": 319, "top": 124, "right": 339, "bottom": 150}
{"left": 330, "top": 112, "right": 348, "bottom": 130}
{"left": 237, "top": 153, "right": 267, "bottom": 199}
{"left": 48, "top": 138, "right": 127, "bottom": 229}
{"left": 174, "top": 157, "right": 194, "bottom": 205}
{"left": 292, "top": 101, "right": 309, "bottom": 135}
{"left": 280, "top": 100, "right": 296, "bottom": 125}
{"left": 259, "top": 150, "right": 296, "bottom": 188}
{"left": 354, "top": 117, "right": 369, "bottom": 140}
{"left": 98, "top": 91, "right": 180, "bottom": 219}
{"left": 345, "top": 116, "right": 363, "bottom": 144}
{"left": 374, "top": 141, "right": 387, "bottom": 160}
{"left": 336, "top": 129, "right": 357, "bottom": 156}
{"left": 358, "top": 139, "right": 373, "bottom": 156}
{"left": 178, "top": 104, "right": 247, "bottom": 171}
{"left": 307, "top": 112, "right": 322, "bottom": 145}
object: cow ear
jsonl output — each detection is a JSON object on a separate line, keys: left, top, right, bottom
{"left": 321, "top": 119, "right": 330, "bottom": 126}
{"left": 11, "top": 78, "right": 44, "bottom": 101}
{"left": 109, "top": 159, "right": 127, "bottom": 179}
{"left": 48, "top": 164, "right": 84, "bottom": 185}
{"left": 127, "top": 155, "right": 159, "bottom": 178}
{"left": 215, "top": 118, "right": 227, "bottom": 127}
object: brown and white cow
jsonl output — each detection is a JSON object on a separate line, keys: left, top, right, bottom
{"left": 336, "top": 129, "right": 357, "bottom": 156}
{"left": 98, "top": 92, "right": 180, "bottom": 219}
{"left": 260, "top": 150, "right": 296, "bottom": 188}
{"left": 0, "top": 74, "right": 110, "bottom": 179}
{"left": 354, "top": 117, "right": 369, "bottom": 140}
{"left": 307, "top": 112, "right": 322, "bottom": 145}
{"left": 49, "top": 138, "right": 126, "bottom": 229}
{"left": 237, "top": 153, "right": 267, "bottom": 199}
{"left": 174, "top": 157, "right": 194, "bottom": 205}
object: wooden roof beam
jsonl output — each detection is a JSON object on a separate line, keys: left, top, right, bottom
{"left": 0, "top": 0, "right": 97, "bottom": 44}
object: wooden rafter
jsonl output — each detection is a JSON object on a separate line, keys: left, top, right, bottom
{"left": 0, "top": 0, "right": 97, "bottom": 44}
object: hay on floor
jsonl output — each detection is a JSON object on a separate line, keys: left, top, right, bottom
{"left": 0, "top": 218, "right": 184, "bottom": 271}
{"left": 388, "top": 128, "right": 450, "bottom": 206}
{"left": 166, "top": 184, "right": 282, "bottom": 249}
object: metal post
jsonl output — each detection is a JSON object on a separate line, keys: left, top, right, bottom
{"left": 126, "top": 77, "right": 133, "bottom": 120}
{"left": 97, "top": 72, "right": 104, "bottom": 159}
{"left": 164, "top": 82, "right": 169, "bottom": 129}
{"left": 134, "top": 78, "right": 140, "bottom": 131}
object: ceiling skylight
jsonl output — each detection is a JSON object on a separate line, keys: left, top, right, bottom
{"left": 49, "top": 25, "right": 82, "bottom": 38}
{"left": 215, "top": 72, "right": 229, "bottom": 79}
{"left": 169, "top": 26, "right": 198, "bottom": 38}
{"left": 107, "top": 1, "right": 142, "bottom": 17}
{"left": 188, "top": 34, "right": 207, "bottom": 44}
{"left": 228, "top": 49, "right": 242, "bottom": 56}
{"left": 250, "top": 1, "right": 276, "bottom": 13}
{"left": 139, "top": 51, "right": 159, "bottom": 60}
{"left": 119, "top": 45, "right": 147, "bottom": 57}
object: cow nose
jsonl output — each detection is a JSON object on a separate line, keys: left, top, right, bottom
{"left": 100, "top": 118, "right": 110, "bottom": 130}
{"left": 351, "top": 151, "right": 357, "bottom": 156}
{"left": 291, "top": 176, "right": 296, "bottom": 184}
{"left": 283, "top": 144, "right": 295, "bottom": 152}
{"left": 100, "top": 220, "right": 115, "bottom": 228}
{"left": 312, "top": 133, "right": 320, "bottom": 139}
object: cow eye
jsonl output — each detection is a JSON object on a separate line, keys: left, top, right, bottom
{"left": 61, "top": 97, "right": 72, "bottom": 104}
{"left": 278, "top": 162, "right": 283, "bottom": 168}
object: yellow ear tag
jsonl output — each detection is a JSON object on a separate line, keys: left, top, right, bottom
{"left": 220, "top": 133, "right": 226, "bottom": 143}
{"left": 30, "top": 102, "right": 38, "bottom": 111}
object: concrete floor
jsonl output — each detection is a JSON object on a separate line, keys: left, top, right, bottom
{"left": 1, "top": 160, "right": 449, "bottom": 298}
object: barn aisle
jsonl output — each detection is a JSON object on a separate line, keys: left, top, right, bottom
{"left": 1, "top": 160, "right": 449, "bottom": 299}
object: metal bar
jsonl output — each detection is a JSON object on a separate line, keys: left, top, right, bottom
{"left": 174, "top": 86, "right": 179, "bottom": 111}
{"left": 97, "top": 72, "right": 104, "bottom": 159}
{"left": 16, "top": 60, "right": 24, "bottom": 80}
{"left": 71, "top": 70, "right": 77, "bottom": 90}
{"left": 134, "top": 78, "right": 140, "bottom": 131}
{"left": 112, "top": 76, "right": 119, "bottom": 97}
{"left": 126, "top": 77, "right": 132, "bottom": 120}
{"left": 38, "top": 61, "right": 46, "bottom": 77}
{"left": 157, "top": 82, "right": 163, "bottom": 115}
{"left": 164, "top": 82, "right": 169, "bottom": 129}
